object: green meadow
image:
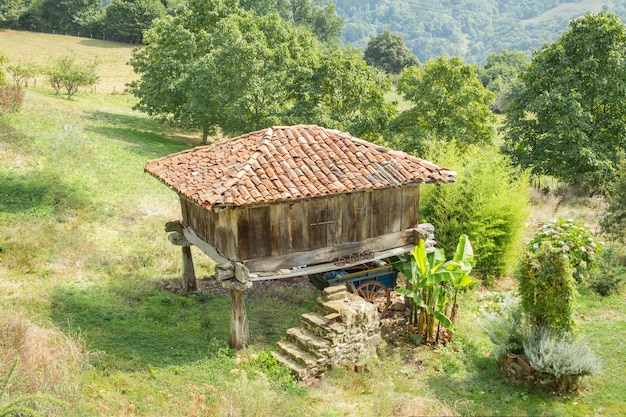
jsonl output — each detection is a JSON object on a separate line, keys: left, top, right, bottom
{"left": 1, "top": 31, "right": 625, "bottom": 416}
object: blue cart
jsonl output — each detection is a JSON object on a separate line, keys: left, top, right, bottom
{"left": 308, "top": 263, "right": 397, "bottom": 315}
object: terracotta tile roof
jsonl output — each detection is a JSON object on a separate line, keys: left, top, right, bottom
{"left": 144, "top": 125, "right": 456, "bottom": 210}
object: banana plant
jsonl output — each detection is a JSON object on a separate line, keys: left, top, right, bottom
{"left": 394, "top": 235, "right": 475, "bottom": 344}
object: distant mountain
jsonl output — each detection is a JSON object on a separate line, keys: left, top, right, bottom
{"left": 334, "top": 0, "right": 626, "bottom": 63}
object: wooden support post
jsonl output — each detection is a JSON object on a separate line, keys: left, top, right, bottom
{"left": 181, "top": 245, "right": 197, "bottom": 294}
{"left": 228, "top": 288, "right": 249, "bottom": 349}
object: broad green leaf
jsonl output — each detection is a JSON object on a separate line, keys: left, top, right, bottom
{"left": 433, "top": 311, "right": 455, "bottom": 331}
{"left": 452, "top": 234, "right": 475, "bottom": 266}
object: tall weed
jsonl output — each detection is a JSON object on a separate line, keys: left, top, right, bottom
{"left": 0, "top": 309, "right": 87, "bottom": 410}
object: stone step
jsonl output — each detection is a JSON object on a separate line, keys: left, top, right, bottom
{"left": 321, "top": 284, "right": 348, "bottom": 302}
{"left": 276, "top": 340, "right": 318, "bottom": 370}
{"left": 271, "top": 350, "right": 310, "bottom": 380}
{"left": 286, "top": 327, "right": 332, "bottom": 362}
{"left": 300, "top": 311, "right": 329, "bottom": 329}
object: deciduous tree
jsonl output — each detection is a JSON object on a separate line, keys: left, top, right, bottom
{"left": 0, "top": 0, "right": 28, "bottom": 27}
{"left": 392, "top": 55, "right": 496, "bottom": 153}
{"left": 287, "top": 46, "right": 394, "bottom": 141}
{"left": 104, "top": 0, "right": 165, "bottom": 43}
{"left": 479, "top": 49, "right": 529, "bottom": 112}
{"left": 46, "top": 55, "right": 99, "bottom": 99}
{"left": 364, "top": 29, "right": 419, "bottom": 75}
{"left": 130, "top": 0, "right": 389, "bottom": 143}
{"left": 503, "top": 11, "right": 626, "bottom": 187}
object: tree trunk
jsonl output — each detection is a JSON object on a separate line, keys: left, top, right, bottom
{"left": 181, "top": 246, "right": 197, "bottom": 294}
{"left": 228, "top": 289, "right": 249, "bottom": 350}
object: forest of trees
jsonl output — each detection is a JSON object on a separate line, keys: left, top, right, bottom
{"left": 2, "top": 1, "right": 626, "bottom": 62}
{"left": 334, "top": 0, "right": 626, "bottom": 62}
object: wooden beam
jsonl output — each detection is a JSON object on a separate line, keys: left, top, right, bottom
{"left": 181, "top": 246, "right": 197, "bottom": 293}
{"left": 165, "top": 220, "right": 184, "bottom": 234}
{"left": 179, "top": 222, "right": 232, "bottom": 265}
{"left": 227, "top": 288, "right": 249, "bottom": 350}
{"left": 249, "top": 244, "right": 415, "bottom": 281}
{"left": 243, "top": 229, "right": 417, "bottom": 272}
{"left": 167, "top": 232, "right": 191, "bottom": 246}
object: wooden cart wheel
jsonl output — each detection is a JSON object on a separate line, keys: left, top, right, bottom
{"left": 355, "top": 281, "right": 391, "bottom": 316}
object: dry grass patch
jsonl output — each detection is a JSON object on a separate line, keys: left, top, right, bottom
{"left": 0, "top": 308, "right": 88, "bottom": 397}
{"left": 0, "top": 29, "right": 137, "bottom": 94}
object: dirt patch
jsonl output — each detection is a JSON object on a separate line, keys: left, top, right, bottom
{"left": 162, "top": 275, "right": 319, "bottom": 299}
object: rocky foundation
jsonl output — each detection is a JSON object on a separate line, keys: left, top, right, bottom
{"left": 272, "top": 285, "right": 381, "bottom": 380}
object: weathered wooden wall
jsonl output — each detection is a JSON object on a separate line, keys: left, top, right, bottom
{"left": 179, "top": 185, "right": 420, "bottom": 263}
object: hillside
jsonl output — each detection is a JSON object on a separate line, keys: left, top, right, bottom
{"left": 334, "top": 0, "right": 626, "bottom": 63}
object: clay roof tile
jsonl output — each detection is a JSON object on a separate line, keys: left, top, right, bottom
{"left": 144, "top": 125, "right": 456, "bottom": 210}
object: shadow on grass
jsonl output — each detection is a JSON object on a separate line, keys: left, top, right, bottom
{"left": 0, "top": 169, "right": 90, "bottom": 215}
{"left": 49, "top": 278, "right": 319, "bottom": 371}
{"left": 86, "top": 110, "right": 199, "bottom": 159}
{"left": 425, "top": 350, "right": 570, "bottom": 416}
{"left": 50, "top": 280, "right": 231, "bottom": 371}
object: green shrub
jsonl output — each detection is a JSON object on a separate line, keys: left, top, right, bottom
{"left": 528, "top": 218, "right": 602, "bottom": 283}
{"left": 589, "top": 246, "right": 626, "bottom": 296}
{"left": 479, "top": 292, "right": 528, "bottom": 358}
{"left": 420, "top": 143, "right": 529, "bottom": 279}
{"left": 601, "top": 161, "right": 626, "bottom": 243}
{"left": 517, "top": 242, "right": 577, "bottom": 334}
{"left": 523, "top": 327, "right": 601, "bottom": 379}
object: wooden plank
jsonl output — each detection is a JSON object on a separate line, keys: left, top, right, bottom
{"left": 249, "top": 244, "right": 415, "bottom": 281}
{"left": 289, "top": 202, "right": 309, "bottom": 252}
{"left": 214, "top": 209, "right": 238, "bottom": 260}
{"left": 388, "top": 187, "right": 402, "bottom": 232}
{"left": 347, "top": 192, "right": 369, "bottom": 242}
{"left": 269, "top": 204, "right": 292, "bottom": 256}
{"left": 244, "top": 228, "right": 416, "bottom": 272}
{"left": 371, "top": 188, "right": 392, "bottom": 237}
{"left": 401, "top": 185, "right": 420, "bottom": 228}
{"left": 248, "top": 205, "right": 271, "bottom": 259}
{"left": 307, "top": 198, "right": 332, "bottom": 250}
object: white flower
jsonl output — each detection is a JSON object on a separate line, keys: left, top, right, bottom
{"left": 580, "top": 246, "right": 587, "bottom": 253}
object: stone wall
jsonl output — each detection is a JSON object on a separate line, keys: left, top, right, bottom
{"left": 273, "top": 285, "right": 381, "bottom": 380}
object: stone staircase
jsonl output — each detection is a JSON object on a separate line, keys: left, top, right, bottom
{"left": 272, "top": 285, "right": 380, "bottom": 380}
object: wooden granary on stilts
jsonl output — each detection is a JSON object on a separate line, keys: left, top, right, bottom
{"left": 144, "top": 125, "right": 456, "bottom": 349}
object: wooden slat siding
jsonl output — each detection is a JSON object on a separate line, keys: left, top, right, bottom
{"left": 269, "top": 204, "right": 291, "bottom": 256}
{"left": 307, "top": 198, "right": 331, "bottom": 251}
{"left": 289, "top": 201, "right": 309, "bottom": 252}
{"left": 177, "top": 185, "right": 421, "bottom": 263}
{"left": 214, "top": 208, "right": 239, "bottom": 260}
{"left": 329, "top": 195, "right": 344, "bottom": 247}
{"left": 401, "top": 184, "right": 420, "bottom": 228}
{"left": 339, "top": 193, "right": 352, "bottom": 244}
{"left": 389, "top": 187, "right": 403, "bottom": 232}
{"left": 368, "top": 189, "right": 390, "bottom": 237}
{"left": 244, "top": 229, "right": 416, "bottom": 272}
{"left": 249, "top": 205, "right": 270, "bottom": 259}
{"left": 346, "top": 192, "right": 370, "bottom": 242}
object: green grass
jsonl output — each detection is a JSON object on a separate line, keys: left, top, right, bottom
{"left": 1, "top": 31, "right": 626, "bottom": 417}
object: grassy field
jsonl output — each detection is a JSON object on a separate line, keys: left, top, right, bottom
{"left": 523, "top": 0, "right": 613, "bottom": 24}
{"left": 0, "top": 29, "right": 137, "bottom": 94}
{"left": 1, "top": 31, "right": 625, "bottom": 416}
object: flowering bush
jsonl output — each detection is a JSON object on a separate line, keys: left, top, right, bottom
{"left": 527, "top": 219, "right": 603, "bottom": 283}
